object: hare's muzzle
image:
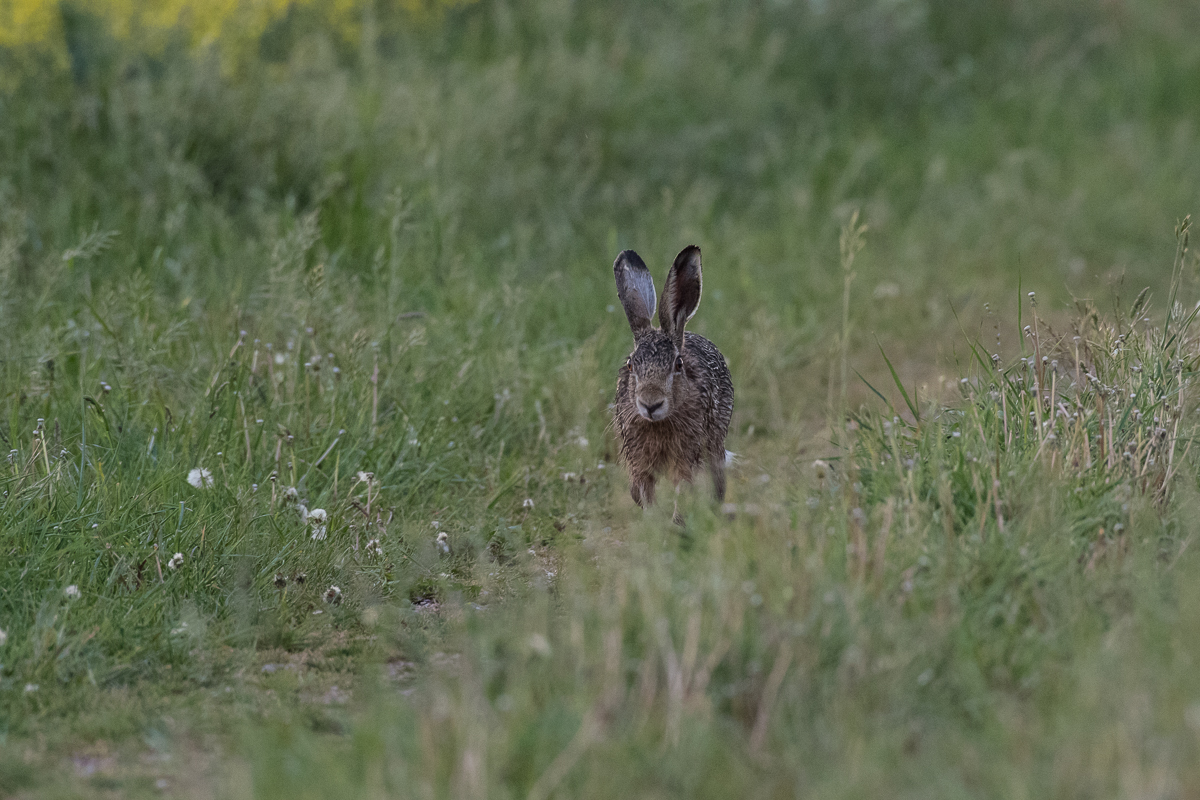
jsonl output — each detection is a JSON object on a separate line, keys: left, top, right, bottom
{"left": 636, "top": 396, "right": 669, "bottom": 422}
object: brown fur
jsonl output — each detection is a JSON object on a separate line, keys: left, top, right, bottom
{"left": 610, "top": 247, "right": 734, "bottom": 519}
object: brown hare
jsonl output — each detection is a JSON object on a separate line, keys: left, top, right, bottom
{"left": 612, "top": 246, "right": 734, "bottom": 524}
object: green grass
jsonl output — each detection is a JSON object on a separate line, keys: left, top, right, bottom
{"left": 3, "top": 0, "right": 1200, "bottom": 796}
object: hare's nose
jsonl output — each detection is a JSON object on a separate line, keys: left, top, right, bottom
{"left": 644, "top": 400, "right": 663, "bottom": 416}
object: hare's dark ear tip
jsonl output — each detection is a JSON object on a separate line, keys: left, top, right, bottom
{"left": 615, "top": 249, "right": 648, "bottom": 270}
{"left": 674, "top": 245, "right": 702, "bottom": 267}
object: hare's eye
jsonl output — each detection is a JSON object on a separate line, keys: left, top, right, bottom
{"left": 674, "top": 356, "right": 684, "bottom": 373}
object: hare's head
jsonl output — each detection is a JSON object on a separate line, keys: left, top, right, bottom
{"left": 614, "top": 246, "right": 703, "bottom": 422}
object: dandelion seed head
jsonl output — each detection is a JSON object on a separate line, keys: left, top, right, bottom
{"left": 64, "top": 585, "right": 81, "bottom": 600}
{"left": 324, "top": 586, "right": 343, "bottom": 604}
{"left": 187, "top": 467, "right": 214, "bottom": 489}
{"left": 308, "top": 508, "right": 327, "bottom": 524}
{"left": 168, "top": 552, "right": 184, "bottom": 570}
{"left": 522, "top": 498, "right": 534, "bottom": 510}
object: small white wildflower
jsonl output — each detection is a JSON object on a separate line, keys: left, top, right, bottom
{"left": 577, "top": 436, "right": 589, "bottom": 447}
{"left": 562, "top": 472, "right": 577, "bottom": 482}
{"left": 812, "top": 459, "right": 830, "bottom": 480}
{"left": 283, "top": 486, "right": 299, "bottom": 503}
{"left": 324, "top": 586, "right": 343, "bottom": 605}
{"left": 24, "top": 683, "right": 38, "bottom": 693}
{"left": 522, "top": 498, "right": 534, "bottom": 510}
{"left": 187, "top": 467, "right": 214, "bottom": 489}
{"left": 436, "top": 531, "right": 450, "bottom": 555}
{"left": 274, "top": 353, "right": 286, "bottom": 365}
{"left": 356, "top": 471, "right": 372, "bottom": 484}
{"left": 309, "top": 508, "right": 327, "bottom": 524}
{"left": 64, "top": 585, "right": 81, "bottom": 600}
{"left": 528, "top": 633, "right": 552, "bottom": 657}
{"left": 168, "top": 552, "right": 184, "bottom": 570}
{"left": 366, "top": 539, "right": 383, "bottom": 558}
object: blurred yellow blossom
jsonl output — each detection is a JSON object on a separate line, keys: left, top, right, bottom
{"left": 0, "top": 0, "right": 474, "bottom": 71}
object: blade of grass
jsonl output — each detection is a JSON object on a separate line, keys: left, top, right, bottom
{"left": 876, "top": 339, "right": 919, "bottom": 424}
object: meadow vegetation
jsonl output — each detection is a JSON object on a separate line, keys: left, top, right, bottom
{"left": 3, "top": 0, "right": 1200, "bottom": 796}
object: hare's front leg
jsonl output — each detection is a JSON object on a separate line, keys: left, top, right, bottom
{"left": 630, "top": 473, "right": 656, "bottom": 508}
{"left": 709, "top": 453, "right": 727, "bottom": 502}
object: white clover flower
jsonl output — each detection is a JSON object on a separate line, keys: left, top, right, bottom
{"left": 308, "top": 508, "right": 327, "bottom": 524}
{"left": 187, "top": 467, "right": 214, "bottom": 489}
{"left": 324, "top": 586, "right": 342, "bottom": 604}
{"left": 283, "top": 486, "right": 299, "bottom": 503}
{"left": 365, "top": 539, "right": 383, "bottom": 558}
{"left": 64, "top": 585, "right": 81, "bottom": 600}
{"left": 168, "top": 553, "right": 184, "bottom": 570}
{"left": 436, "top": 531, "right": 450, "bottom": 555}
{"left": 0, "top": 628, "right": 7, "bottom": 647}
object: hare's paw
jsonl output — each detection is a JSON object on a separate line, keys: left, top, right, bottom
{"left": 630, "top": 473, "right": 656, "bottom": 507}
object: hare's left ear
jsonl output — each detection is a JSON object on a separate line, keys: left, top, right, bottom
{"left": 660, "top": 245, "right": 702, "bottom": 349}
{"left": 614, "top": 249, "right": 657, "bottom": 335}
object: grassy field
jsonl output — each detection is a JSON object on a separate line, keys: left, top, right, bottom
{"left": 3, "top": 0, "right": 1200, "bottom": 796}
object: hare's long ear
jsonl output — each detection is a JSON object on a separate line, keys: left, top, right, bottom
{"left": 660, "top": 245, "right": 702, "bottom": 349}
{"left": 614, "top": 250, "right": 657, "bottom": 335}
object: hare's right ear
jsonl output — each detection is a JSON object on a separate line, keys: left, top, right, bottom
{"left": 660, "top": 245, "right": 702, "bottom": 349}
{"left": 614, "top": 250, "right": 657, "bottom": 334}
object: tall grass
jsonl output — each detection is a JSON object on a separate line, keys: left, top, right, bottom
{"left": 213, "top": 221, "right": 1200, "bottom": 799}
